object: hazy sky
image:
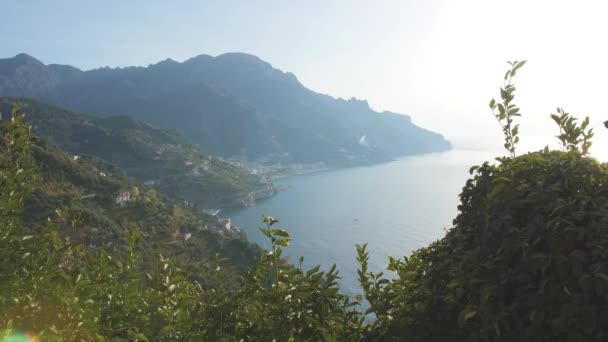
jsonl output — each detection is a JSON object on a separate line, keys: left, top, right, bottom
{"left": 3, "top": 0, "right": 608, "bottom": 158}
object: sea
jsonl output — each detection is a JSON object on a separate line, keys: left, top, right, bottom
{"left": 224, "top": 149, "right": 498, "bottom": 297}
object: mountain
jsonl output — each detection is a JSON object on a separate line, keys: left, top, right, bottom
{"left": 0, "top": 98, "right": 275, "bottom": 208}
{"left": 0, "top": 53, "right": 451, "bottom": 166}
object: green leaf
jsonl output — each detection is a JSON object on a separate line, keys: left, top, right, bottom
{"left": 275, "top": 238, "right": 290, "bottom": 247}
{"left": 271, "top": 228, "right": 290, "bottom": 238}
{"left": 500, "top": 89, "right": 508, "bottom": 100}
{"left": 513, "top": 60, "right": 527, "bottom": 71}
{"left": 512, "top": 126, "right": 519, "bottom": 136}
{"left": 497, "top": 104, "right": 506, "bottom": 120}
{"left": 464, "top": 310, "right": 477, "bottom": 321}
{"left": 307, "top": 265, "right": 321, "bottom": 277}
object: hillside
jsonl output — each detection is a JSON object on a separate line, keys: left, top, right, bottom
{"left": 0, "top": 53, "right": 451, "bottom": 167}
{"left": 17, "top": 134, "right": 260, "bottom": 277}
{"left": 0, "top": 98, "right": 275, "bottom": 208}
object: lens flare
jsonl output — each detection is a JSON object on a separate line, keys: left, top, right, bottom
{"left": 0, "top": 331, "right": 39, "bottom": 342}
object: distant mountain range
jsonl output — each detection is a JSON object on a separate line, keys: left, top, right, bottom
{"left": 0, "top": 53, "right": 451, "bottom": 166}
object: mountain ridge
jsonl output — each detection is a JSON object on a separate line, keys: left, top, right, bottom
{"left": 0, "top": 52, "right": 451, "bottom": 166}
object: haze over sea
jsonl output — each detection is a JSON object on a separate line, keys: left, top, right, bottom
{"left": 225, "top": 149, "right": 497, "bottom": 296}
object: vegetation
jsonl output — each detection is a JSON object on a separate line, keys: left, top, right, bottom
{"left": 489, "top": 60, "right": 525, "bottom": 157}
{"left": 0, "top": 98, "right": 274, "bottom": 209}
{"left": 0, "top": 106, "right": 362, "bottom": 341}
{"left": 359, "top": 147, "right": 608, "bottom": 340}
{"left": 2, "top": 61, "right": 608, "bottom": 341}
{"left": 354, "top": 62, "right": 608, "bottom": 341}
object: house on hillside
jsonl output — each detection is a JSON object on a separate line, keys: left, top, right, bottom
{"left": 219, "top": 218, "right": 233, "bottom": 231}
{"left": 115, "top": 190, "right": 131, "bottom": 206}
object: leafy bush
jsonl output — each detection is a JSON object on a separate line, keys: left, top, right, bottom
{"left": 365, "top": 149, "right": 608, "bottom": 340}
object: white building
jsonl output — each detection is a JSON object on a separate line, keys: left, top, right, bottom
{"left": 219, "top": 218, "right": 233, "bottom": 230}
{"left": 115, "top": 190, "right": 131, "bottom": 206}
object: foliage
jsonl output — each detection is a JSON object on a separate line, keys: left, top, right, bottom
{"left": 0, "top": 106, "right": 35, "bottom": 238}
{"left": 362, "top": 150, "right": 608, "bottom": 341}
{"left": 551, "top": 107, "right": 594, "bottom": 155}
{"left": 226, "top": 215, "right": 363, "bottom": 340}
{"left": 1, "top": 108, "right": 90, "bottom": 340}
{"left": 0, "top": 109, "right": 365, "bottom": 340}
{"left": 354, "top": 61, "right": 608, "bottom": 341}
{"left": 490, "top": 60, "right": 526, "bottom": 157}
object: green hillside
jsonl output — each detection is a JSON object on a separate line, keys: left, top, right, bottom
{"left": 20, "top": 135, "right": 260, "bottom": 276}
{"left": 0, "top": 97, "right": 275, "bottom": 208}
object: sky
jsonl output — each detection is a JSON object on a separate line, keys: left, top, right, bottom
{"left": 3, "top": 0, "right": 608, "bottom": 158}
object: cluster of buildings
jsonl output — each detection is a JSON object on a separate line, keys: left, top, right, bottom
{"left": 219, "top": 156, "right": 327, "bottom": 179}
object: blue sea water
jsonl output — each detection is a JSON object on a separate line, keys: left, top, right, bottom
{"left": 225, "top": 149, "right": 497, "bottom": 296}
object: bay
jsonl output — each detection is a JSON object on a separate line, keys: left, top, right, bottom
{"left": 224, "top": 149, "right": 497, "bottom": 296}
